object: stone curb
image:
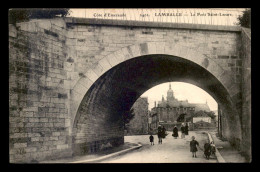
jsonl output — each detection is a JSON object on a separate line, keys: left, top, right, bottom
{"left": 69, "top": 143, "right": 142, "bottom": 163}
{"left": 206, "top": 132, "right": 226, "bottom": 163}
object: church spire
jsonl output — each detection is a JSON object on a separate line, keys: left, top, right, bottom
{"left": 167, "top": 82, "right": 174, "bottom": 101}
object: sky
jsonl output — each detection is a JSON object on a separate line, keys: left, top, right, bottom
{"left": 140, "top": 82, "right": 217, "bottom": 111}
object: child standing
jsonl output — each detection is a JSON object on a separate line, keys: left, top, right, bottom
{"left": 190, "top": 136, "right": 199, "bottom": 158}
{"left": 149, "top": 134, "right": 154, "bottom": 145}
{"left": 210, "top": 141, "right": 216, "bottom": 156}
{"left": 204, "top": 142, "right": 211, "bottom": 160}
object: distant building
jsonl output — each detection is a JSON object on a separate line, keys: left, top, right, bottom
{"left": 192, "top": 110, "right": 217, "bottom": 130}
{"left": 150, "top": 83, "right": 211, "bottom": 131}
{"left": 126, "top": 97, "right": 149, "bottom": 135}
{"left": 193, "top": 117, "right": 211, "bottom": 123}
{"left": 192, "top": 110, "right": 212, "bottom": 123}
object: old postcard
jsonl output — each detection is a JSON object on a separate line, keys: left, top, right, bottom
{"left": 9, "top": 8, "right": 251, "bottom": 163}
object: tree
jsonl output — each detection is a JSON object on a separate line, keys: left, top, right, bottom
{"left": 123, "top": 108, "right": 135, "bottom": 130}
{"left": 192, "top": 110, "right": 216, "bottom": 120}
{"left": 236, "top": 8, "right": 251, "bottom": 28}
{"left": 9, "top": 8, "right": 71, "bottom": 24}
{"left": 207, "top": 111, "right": 216, "bottom": 120}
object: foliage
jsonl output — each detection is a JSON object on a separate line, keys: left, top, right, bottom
{"left": 193, "top": 110, "right": 216, "bottom": 120}
{"left": 236, "top": 8, "right": 251, "bottom": 28}
{"left": 207, "top": 111, "right": 216, "bottom": 119}
{"left": 9, "top": 8, "right": 71, "bottom": 24}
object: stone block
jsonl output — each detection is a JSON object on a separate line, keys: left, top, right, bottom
{"left": 65, "top": 119, "right": 71, "bottom": 127}
{"left": 66, "top": 38, "right": 77, "bottom": 46}
{"left": 98, "top": 57, "right": 112, "bottom": 72}
{"left": 105, "top": 53, "right": 119, "bottom": 67}
{"left": 52, "top": 132, "right": 61, "bottom": 136}
{"left": 84, "top": 69, "right": 99, "bottom": 83}
{"left": 57, "top": 144, "right": 69, "bottom": 150}
{"left": 49, "top": 136, "right": 59, "bottom": 141}
{"left": 25, "top": 147, "right": 37, "bottom": 153}
{"left": 53, "top": 123, "right": 65, "bottom": 128}
{"left": 112, "top": 49, "right": 126, "bottom": 62}
{"left": 92, "top": 63, "right": 105, "bottom": 77}
{"left": 9, "top": 24, "right": 17, "bottom": 38}
{"left": 77, "top": 77, "right": 93, "bottom": 91}
{"left": 10, "top": 122, "right": 24, "bottom": 128}
{"left": 147, "top": 42, "right": 156, "bottom": 54}
{"left": 10, "top": 133, "right": 28, "bottom": 138}
{"left": 50, "top": 18, "right": 66, "bottom": 28}
{"left": 39, "top": 118, "right": 49, "bottom": 123}
{"left": 14, "top": 143, "right": 27, "bottom": 148}
{"left": 31, "top": 137, "right": 40, "bottom": 142}
{"left": 128, "top": 44, "right": 141, "bottom": 57}
{"left": 155, "top": 42, "right": 165, "bottom": 54}
{"left": 9, "top": 117, "right": 25, "bottom": 123}
{"left": 37, "top": 20, "right": 52, "bottom": 30}
{"left": 72, "top": 85, "right": 87, "bottom": 102}
{"left": 23, "top": 107, "right": 38, "bottom": 112}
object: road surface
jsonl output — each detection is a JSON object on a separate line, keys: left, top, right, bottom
{"left": 100, "top": 131, "right": 217, "bottom": 163}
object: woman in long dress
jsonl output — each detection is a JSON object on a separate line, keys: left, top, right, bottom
{"left": 181, "top": 123, "right": 185, "bottom": 139}
{"left": 184, "top": 123, "right": 189, "bottom": 135}
{"left": 172, "top": 125, "right": 178, "bottom": 139}
{"left": 157, "top": 125, "right": 163, "bottom": 144}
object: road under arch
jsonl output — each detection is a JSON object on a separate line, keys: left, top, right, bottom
{"left": 72, "top": 54, "right": 241, "bottom": 156}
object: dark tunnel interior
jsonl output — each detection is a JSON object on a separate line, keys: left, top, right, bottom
{"left": 74, "top": 54, "right": 232, "bottom": 128}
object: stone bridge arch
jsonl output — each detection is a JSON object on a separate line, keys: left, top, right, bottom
{"left": 69, "top": 42, "right": 241, "bottom": 155}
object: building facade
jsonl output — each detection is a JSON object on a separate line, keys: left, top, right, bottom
{"left": 150, "top": 83, "right": 211, "bottom": 131}
{"left": 126, "top": 97, "right": 149, "bottom": 135}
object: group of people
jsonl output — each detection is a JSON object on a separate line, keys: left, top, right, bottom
{"left": 190, "top": 136, "right": 216, "bottom": 159}
{"left": 172, "top": 123, "right": 189, "bottom": 139}
{"left": 149, "top": 123, "right": 188, "bottom": 145}
{"left": 149, "top": 125, "right": 167, "bottom": 145}
{"left": 149, "top": 123, "right": 216, "bottom": 160}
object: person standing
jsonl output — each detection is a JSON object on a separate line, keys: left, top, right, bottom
{"left": 190, "top": 136, "right": 199, "bottom": 158}
{"left": 210, "top": 141, "right": 216, "bottom": 156}
{"left": 181, "top": 123, "right": 185, "bottom": 139}
{"left": 162, "top": 126, "right": 166, "bottom": 139}
{"left": 204, "top": 141, "right": 211, "bottom": 160}
{"left": 149, "top": 134, "right": 154, "bottom": 145}
{"left": 157, "top": 125, "right": 162, "bottom": 144}
{"left": 184, "top": 123, "right": 189, "bottom": 136}
{"left": 172, "top": 125, "right": 178, "bottom": 139}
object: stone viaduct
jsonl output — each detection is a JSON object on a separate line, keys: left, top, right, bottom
{"left": 9, "top": 17, "right": 251, "bottom": 163}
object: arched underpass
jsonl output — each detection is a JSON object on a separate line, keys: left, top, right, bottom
{"left": 72, "top": 54, "right": 242, "bottom": 156}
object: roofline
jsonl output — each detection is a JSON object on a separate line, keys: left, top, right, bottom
{"left": 64, "top": 17, "right": 242, "bottom": 32}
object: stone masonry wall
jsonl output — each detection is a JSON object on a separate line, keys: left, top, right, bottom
{"left": 9, "top": 19, "right": 72, "bottom": 163}
{"left": 241, "top": 28, "right": 251, "bottom": 161}
{"left": 65, "top": 23, "right": 241, "bottom": 89}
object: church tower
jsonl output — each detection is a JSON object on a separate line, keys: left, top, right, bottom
{"left": 167, "top": 83, "right": 175, "bottom": 102}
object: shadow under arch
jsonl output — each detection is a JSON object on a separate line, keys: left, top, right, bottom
{"left": 72, "top": 54, "right": 241, "bottom": 155}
